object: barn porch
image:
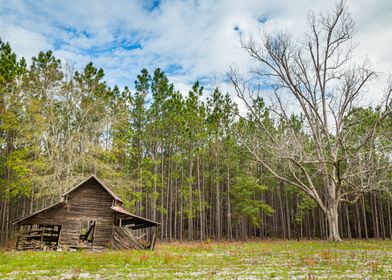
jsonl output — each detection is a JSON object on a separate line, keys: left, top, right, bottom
{"left": 112, "top": 206, "right": 158, "bottom": 250}
{"left": 16, "top": 224, "right": 61, "bottom": 251}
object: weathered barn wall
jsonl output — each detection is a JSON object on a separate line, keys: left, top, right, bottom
{"left": 20, "top": 179, "right": 115, "bottom": 248}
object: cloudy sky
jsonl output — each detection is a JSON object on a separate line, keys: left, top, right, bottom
{"left": 0, "top": 0, "right": 391, "bottom": 101}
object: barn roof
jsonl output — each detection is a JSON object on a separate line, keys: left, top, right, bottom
{"left": 111, "top": 206, "right": 160, "bottom": 229}
{"left": 12, "top": 201, "right": 64, "bottom": 225}
{"left": 12, "top": 175, "right": 157, "bottom": 226}
{"left": 62, "top": 174, "right": 124, "bottom": 203}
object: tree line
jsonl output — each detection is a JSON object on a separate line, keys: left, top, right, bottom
{"left": 0, "top": 2, "right": 391, "bottom": 244}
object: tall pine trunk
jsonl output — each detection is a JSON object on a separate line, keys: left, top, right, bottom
{"left": 197, "top": 155, "right": 203, "bottom": 242}
{"left": 188, "top": 159, "right": 193, "bottom": 241}
{"left": 215, "top": 153, "right": 221, "bottom": 241}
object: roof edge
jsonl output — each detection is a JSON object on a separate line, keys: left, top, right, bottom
{"left": 111, "top": 206, "right": 160, "bottom": 226}
{"left": 12, "top": 201, "right": 64, "bottom": 225}
{"left": 62, "top": 174, "right": 124, "bottom": 203}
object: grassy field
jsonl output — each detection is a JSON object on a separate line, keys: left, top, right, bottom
{"left": 1, "top": 240, "right": 392, "bottom": 279}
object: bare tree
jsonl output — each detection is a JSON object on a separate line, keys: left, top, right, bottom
{"left": 228, "top": 1, "right": 391, "bottom": 241}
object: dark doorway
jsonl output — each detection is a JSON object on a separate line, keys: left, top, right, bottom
{"left": 78, "top": 220, "right": 96, "bottom": 248}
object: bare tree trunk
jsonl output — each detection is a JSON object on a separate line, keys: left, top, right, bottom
{"left": 326, "top": 203, "right": 341, "bottom": 241}
{"left": 285, "top": 188, "right": 291, "bottom": 239}
{"left": 0, "top": 201, "right": 5, "bottom": 243}
{"left": 388, "top": 198, "right": 392, "bottom": 240}
{"left": 372, "top": 194, "right": 380, "bottom": 239}
{"left": 345, "top": 204, "right": 352, "bottom": 239}
{"left": 30, "top": 188, "right": 35, "bottom": 214}
{"left": 355, "top": 202, "right": 362, "bottom": 238}
{"left": 378, "top": 193, "right": 386, "bottom": 239}
{"left": 0, "top": 198, "right": 10, "bottom": 243}
{"left": 362, "top": 196, "right": 368, "bottom": 240}
{"left": 278, "top": 182, "right": 286, "bottom": 239}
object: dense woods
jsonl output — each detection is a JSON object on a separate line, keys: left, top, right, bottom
{"left": 0, "top": 2, "right": 391, "bottom": 244}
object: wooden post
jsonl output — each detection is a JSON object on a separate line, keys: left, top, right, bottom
{"left": 40, "top": 226, "right": 44, "bottom": 250}
{"left": 91, "top": 221, "right": 95, "bottom": 250}
{"left": 15, "top": 225, "right": 21, "bottom": 251}
{"left": 57, "top": 225, "right": 62, "bottom": 250}
{"left": 150, "top": 226, "right": 157, "bottom": 250}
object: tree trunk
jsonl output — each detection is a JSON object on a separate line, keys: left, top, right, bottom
{"left": 160, "top": 154, "right": 165, "bottom": 240}
{"left": 226, "top": 167, "right": 232, "bottom": 241}
{"left": 168, "top": 153, "right": 173, "bottom": 242}
{"left": 152, "top": 145, "right": 158, "bottom": 221}
{"left": 215, "top": 151, "right": 221, "bottom": 241}
{"left": 326, "top": 203, "right": 342, "bottom": 241}
{"left": 362, "top": 196, "right": 368, "bottom": 240}
{"left": 197, "top": 155, "right": 203, "bottom": 242}
{"left": 388, "top": 198, "right": 392, "bottom": 240}
{"left": 188, "top": 159, "right": 193, "bottom": 241}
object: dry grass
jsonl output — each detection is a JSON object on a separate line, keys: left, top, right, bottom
{"left": 139, "top": 253, "right": 150, "bottom": 263}
{"left": 303, "top": 257, "right": 317, "bottom": 266}
{"left": 320, "top": 249, "right": 333, "bottom": 260}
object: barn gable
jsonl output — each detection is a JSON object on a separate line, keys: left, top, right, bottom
{"left": 62, "top": 175, "right": 124, "bottom": 203}
{"left": 12, "top": 175, "right": 120, "bottom": 225}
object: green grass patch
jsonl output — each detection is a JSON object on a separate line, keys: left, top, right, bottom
{"left": 1, "top": 240, "right": 392, "bottom": 279}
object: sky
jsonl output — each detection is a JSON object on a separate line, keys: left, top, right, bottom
{"left": 0, "top": 0, "right": 391, "bottom": 105}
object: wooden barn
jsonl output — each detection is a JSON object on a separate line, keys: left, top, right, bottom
{"left": 12, "top": 175, "right": 159, "bottom": 251}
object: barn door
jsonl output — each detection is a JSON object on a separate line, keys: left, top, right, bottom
{"left": 78, "top": 220, "right": 96, "bottom": 247}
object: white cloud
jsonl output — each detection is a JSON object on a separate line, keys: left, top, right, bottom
{"left": 0, "top": 24, "right": 51, "bottom": 60}
{"left": 0, "top": 0, "right": 391, "bottom": 108}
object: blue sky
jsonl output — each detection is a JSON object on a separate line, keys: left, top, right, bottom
{"left": 0, "top": 0, "right": 391, "bottom": 102}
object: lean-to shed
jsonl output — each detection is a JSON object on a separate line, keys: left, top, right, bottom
{"left": 12, "top": 175, "right": 159, "bottom": 251}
